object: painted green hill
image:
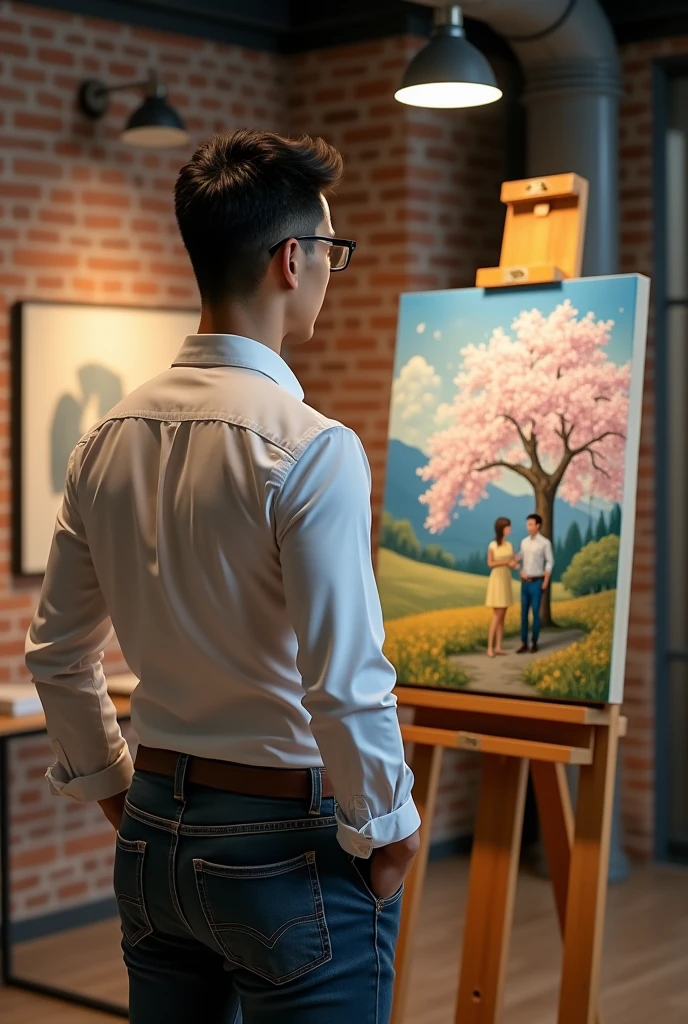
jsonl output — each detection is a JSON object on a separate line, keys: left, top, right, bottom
{"left": 377, "top": 548, "right": 569, "bottom": 620}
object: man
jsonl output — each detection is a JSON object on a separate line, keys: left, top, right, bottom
{"left": 517, "top": 513, "right": 554, "bottom": 654}
{"left": 25, "top": 129, "right": 420, "bottom": 1024}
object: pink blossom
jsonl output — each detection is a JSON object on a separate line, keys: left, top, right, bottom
{"left": 418, "top": 300, "right": 629, "bottom": 533}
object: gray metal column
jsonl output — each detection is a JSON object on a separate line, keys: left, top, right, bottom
{"left": 524, "top": 63, "right": 621, "bottom": 275}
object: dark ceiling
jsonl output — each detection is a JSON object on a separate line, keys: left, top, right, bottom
{"left": 18, "top": 0, "right": 688, "bottom": 54}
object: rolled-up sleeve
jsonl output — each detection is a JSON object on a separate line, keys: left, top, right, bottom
{"left": 275, "top": 426, "right": 420, "bottom": 859}
{"left": 25, "top": 443, "right": 134, "bottom": 803}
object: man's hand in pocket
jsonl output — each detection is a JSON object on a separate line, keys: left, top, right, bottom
{"left": 369, "top": 830, "right": 421, "bottom": 900}
{"left": 98, "top": 790, "right": 128, "bottom": 831}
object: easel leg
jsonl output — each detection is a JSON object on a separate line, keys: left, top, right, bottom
{"left": 532, "top": 761, "right": 605, "bottom": 1024}
{"left": 557, "top": 709, "right": 620, "bottom": 1024}
{"left": 455, "top": 755, "right": 528, "bottom": 1024}
{"left": 391, "top": 742, "right": 444, "bottom": 1024}
{"left": 530, "top": 762, "right": 573, "bottom": 930}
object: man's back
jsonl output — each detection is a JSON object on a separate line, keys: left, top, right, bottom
{"left": 78, "top": 334, "right": 335, "bottom": 767}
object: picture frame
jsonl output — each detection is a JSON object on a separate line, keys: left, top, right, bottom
{"left": 11, "top": 299, "right": 200, "bottom": 577}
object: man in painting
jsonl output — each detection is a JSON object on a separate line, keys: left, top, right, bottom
{"left": 517, "top": 513, "right": 554, "bottom": 654}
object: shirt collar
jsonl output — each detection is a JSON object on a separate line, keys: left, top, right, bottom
{"left": 172, "top": 334, "right": 304, "bottom": 402}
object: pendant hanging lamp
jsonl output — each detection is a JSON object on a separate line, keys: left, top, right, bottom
{"left": 395, "top": 5, "right": 502, "bottom": 110}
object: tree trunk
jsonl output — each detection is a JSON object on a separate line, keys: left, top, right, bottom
{"left": 534, "top": 486, "right": 556, "bottom": 628}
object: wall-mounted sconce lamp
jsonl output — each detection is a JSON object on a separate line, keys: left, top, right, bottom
{"left": 77, "top": 69, "right": 189, "bottom": 149}
{"left": 395, "top": 5, "right": 502, "bottom": 109}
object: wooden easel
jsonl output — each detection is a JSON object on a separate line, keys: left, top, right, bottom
{"left": 390, "top": 688, "right": 624, "bottom": 1024}
{"left": 475, "top": 173, "right": 588, "bottom": 288}
{"left": 390, "top": 173, "right": 623, "bottom": 1023}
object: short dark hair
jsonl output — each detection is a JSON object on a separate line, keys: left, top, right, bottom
{"left": 174, "top": 128, "right": 344, "bottom": 302}
{"left": 527, "top": 514, "right": 543, "bottom": 527}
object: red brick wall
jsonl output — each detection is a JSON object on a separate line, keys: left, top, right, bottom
{"left": 8, "top": 724, "right": 137, "bottom": 923}
{"left": 617, "top": 38, "right": 669, "bottom": 860}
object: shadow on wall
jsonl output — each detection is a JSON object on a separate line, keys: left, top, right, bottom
{"left": 51, "top": 365, "right": 123, "bottom": 493}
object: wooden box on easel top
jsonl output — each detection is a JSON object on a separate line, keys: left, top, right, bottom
{"left": 476, "top": 172, "right": 589, "bottom": 288}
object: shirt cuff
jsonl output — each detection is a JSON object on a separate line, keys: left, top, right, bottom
{"left": 335, "top": 794, "right": 421, "bottom": 859}
{"left": 46, "top": 744, "right": 135, "bottom": 803}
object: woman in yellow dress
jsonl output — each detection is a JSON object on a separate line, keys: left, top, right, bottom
{"left": 485, "top": 517, "right": 519, "bottom": 658}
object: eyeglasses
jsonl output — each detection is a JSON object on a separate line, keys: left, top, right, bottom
{"left": 268, "top": 235, "right": 357, "bottom": 272}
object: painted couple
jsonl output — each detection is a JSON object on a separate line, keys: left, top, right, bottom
{"left": 485, "top": 515, "right": 554, "bottom": 659}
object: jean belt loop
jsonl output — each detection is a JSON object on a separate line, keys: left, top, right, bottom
{"left": 174, "top": 753, "right": 190, "bottom": 803}
{"left": 308, "top": 767, "right": 323, "bottom": 816}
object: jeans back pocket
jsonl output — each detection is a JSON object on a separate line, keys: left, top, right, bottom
{"left": 114, "top": 833, "right": 153, "bottom": 947}
{"left": 194, "top": 850, "right": 331, "bottom": 985}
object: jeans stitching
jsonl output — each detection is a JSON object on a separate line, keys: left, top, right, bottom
{"left": 308, "top": 768, "right": 322, "bottom": 816}
{"left": 168, "top": 825, "right": 192, "bottom": 931}
{"left": 167, "top": 756, "right": 193, "bottom": 934}
{"left": 193, "top": 851, "right": 314, "bottom": 880}
{"left": 124, "top": 798, "right": 336, "bottom": 837}
{"left": 373, "top": 901, "right": 381, "bottom": 1024}
{"left": 308, "top": 854, "right": 332, "bottom": 961}
{"left": 198, "top": 914, "right": 322, "bottom": 948}
{"left": 115, "top": 838, "right": 153, "bottom": 947}
{"left": 193, "top": 852, "right": 333, "bottom": 986}
{"left": 178, "top": 817, "right": 337, "bottom": 837}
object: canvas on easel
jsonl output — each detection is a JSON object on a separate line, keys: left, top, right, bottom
{"left": 379, "top": 273, "right": 649, "bottom": 704}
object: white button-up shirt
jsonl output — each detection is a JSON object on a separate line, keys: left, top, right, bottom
{"left": 25, "top": 334, "right": 419, "bottom": 858}
{"left": 519, "top": 532, "right": 554, "bottom": 579}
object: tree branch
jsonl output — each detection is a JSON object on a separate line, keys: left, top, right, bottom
{"left": 502, "top": 414, "right": 529, "bottom": 448}
{"left": 570, "top": 430, "right": 625, "bottom": 456}
{"left": 475, "top": 459, "right": 538, "bottom": 486}
{"left": 502, "top": 413, "right": 544, "bottom": 474}
{"left": 584, "top": 447, "right": 611, "bottom": 478}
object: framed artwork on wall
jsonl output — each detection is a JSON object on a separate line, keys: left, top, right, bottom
{"left": 11, "top": 300, "right": 199, "bottom": 577}
{"left": 379, "top": 274, "right": 650, "bottom": 704}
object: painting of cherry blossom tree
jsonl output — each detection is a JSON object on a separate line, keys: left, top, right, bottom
{"left": 380, "top": 275, "right": 649, "bottom": 703}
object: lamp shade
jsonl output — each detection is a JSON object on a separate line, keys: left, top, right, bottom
{"left": 395, "top": 13, "right": 502, "bottom": 109}
{"left": 120, "top": 95, "right": 189, "bottom": 149}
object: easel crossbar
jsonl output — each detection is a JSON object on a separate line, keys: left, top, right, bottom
{"left": 401, "top": 723, "right": 594, "bottom": 764}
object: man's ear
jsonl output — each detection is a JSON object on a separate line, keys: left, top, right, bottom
{"left": 280, "top": 240, "right": 299, "bottom": 290}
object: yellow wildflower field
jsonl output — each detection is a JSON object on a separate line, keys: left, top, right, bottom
{"left": 384, "top": 591, "right": 615, "bottom": 700}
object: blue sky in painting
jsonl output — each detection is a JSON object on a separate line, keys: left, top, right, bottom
{"left": 395, "top": 275, "right": 639, "bottom": 412}
{"left": 388, "top": 275, "right": 642, "bottom": 502}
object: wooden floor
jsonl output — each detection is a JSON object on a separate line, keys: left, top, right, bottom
{"left": 2, "top": 858, "right": 688, "bottom": 1023}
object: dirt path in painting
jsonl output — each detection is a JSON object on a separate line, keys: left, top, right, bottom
{"left": 448, "top": 629, "right": 586, "bottom": 696}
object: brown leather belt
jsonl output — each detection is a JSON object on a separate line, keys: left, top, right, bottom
{"left": 134, "top": 745, "right": 335, "bottom": 801}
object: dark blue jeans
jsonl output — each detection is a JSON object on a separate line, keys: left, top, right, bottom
{"left": 115, "top": 758, "right": 403, "bottom": 1024}
{"left": 521, "top": 578, "right": 543, "bottom": 643}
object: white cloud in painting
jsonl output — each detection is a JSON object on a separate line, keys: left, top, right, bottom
{"left": 433, "top": 330, "right": 442, "bottom": 340}
{"left": 433, "top": 402, "right": 454, "bottom": 430}
{"left": 389, "top": 355, "right": 443, "bottom": 452}
{"left": 416, "top": 322, "right": 426, "bottom": 334}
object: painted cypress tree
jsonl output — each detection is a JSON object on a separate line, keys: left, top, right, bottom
{"left": 562, "top": 520, "right": 583, "bottom": 573}
{"left": 608, "top": 503, "right": 622, "bottom": 536}
{"left": 584, "top": 518, "right": 594, "bottom": 546}
{"left": 595, "top": 510, "right": 608, "bottom": 541}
